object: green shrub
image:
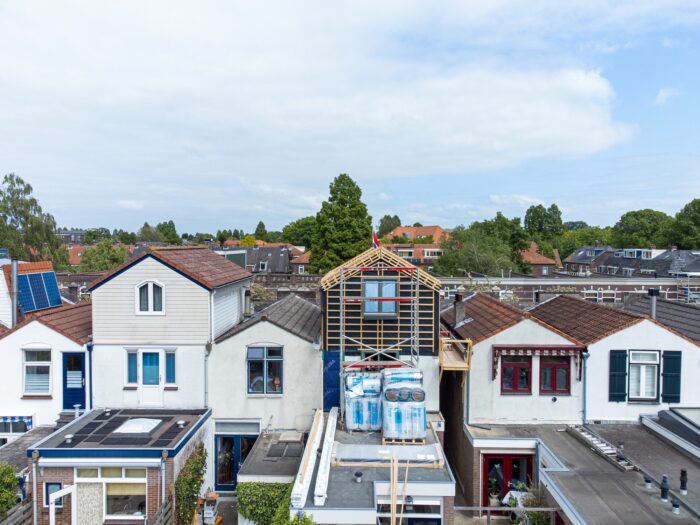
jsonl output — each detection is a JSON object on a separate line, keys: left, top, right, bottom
{"left": 238, "top": 483, "right": 315, "bottom": 525}
{"left": 0, "top": 464, "right": 18, "bottom": 519}
{"left": 174, "top": 443, "right": 207, "bottom": 525}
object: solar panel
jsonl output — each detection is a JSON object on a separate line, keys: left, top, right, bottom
{"left": 42, "top": 272, "right": 62, "bottom": 307}
{"left": 28, "top": 273, "right": 49, "bottom": 309}
{"left": 17, "top": 274, "right": 35, "bottom": 312}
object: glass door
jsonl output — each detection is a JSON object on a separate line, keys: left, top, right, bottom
{"left": 482, "top": 454, "right": 533, "bottom": 507}
{"left": 62, "top": 353, "right": 85, "bottom": 410}
{"left": 215, "top": 435, "right": 258, "bottom": 491}
{"left": 139, "top": 352, "right": 163, "bottom": 407}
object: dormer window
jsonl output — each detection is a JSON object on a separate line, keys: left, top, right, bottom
{"left": 136, "top": 281, "right": 164, "bottom": 314}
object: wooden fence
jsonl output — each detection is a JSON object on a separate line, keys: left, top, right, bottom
{"left": 149, "top": 496, "right": 174, "bottom": 525}
{"left": 0, "top": 501, "right": 32, "bottom": 525}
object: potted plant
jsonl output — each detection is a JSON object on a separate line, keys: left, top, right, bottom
{"left": 488, "top": 478, "right": 501, "bottom": 507}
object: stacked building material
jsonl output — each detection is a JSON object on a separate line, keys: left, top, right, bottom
{"left": 382, "top": 368, "right": 427, "bottom": 440}
{"left": 344, "top": 372, "right": 382, "bottom": 431}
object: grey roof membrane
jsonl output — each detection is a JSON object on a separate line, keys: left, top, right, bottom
{"left": 216, "top": 294, "right": 321, "bottom": 343}
{"left": 238, "top": 432, "right": 306, "bottom": 479}
{"left": 623, "top": 295, "right": 700, "bottom": 342}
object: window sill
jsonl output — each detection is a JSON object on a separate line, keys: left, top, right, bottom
{"left": 164, "top": 386, "right": 178, "bottom": 391}
{"left": 123, "top": 386, "right": 138, "bottom": 391}
{"left": 247, "top": 393, "right": 283, "bottom": 399}
{"left": 500, "top": 392, "right": 532, "bottom": 396}
{"left": 539, "top": 392, "right": 571, "bottom": 396}
{"left": 21, "top": 395, "right": 52, "bottom": 400}
{"left": 628, "top": 400, "right": 660, "bottom": 405}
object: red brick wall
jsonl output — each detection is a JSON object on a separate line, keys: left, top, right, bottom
{"left": 443, "top": 496, "right": 454, "bottom": 525}
{"left": 33, "top": 467, "right": 74, "bottom": 525}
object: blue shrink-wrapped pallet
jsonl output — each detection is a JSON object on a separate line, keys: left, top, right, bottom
{"left": 345, "top": 372, "right": 383, "bottom": 431}
{"left": 381, "top": 368, "right": 427, "bottom": 439}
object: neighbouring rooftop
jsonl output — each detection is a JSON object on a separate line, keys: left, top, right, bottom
{"left": 0, "top": 301, "right": 92, "bottom": 344}
{"left": 623, "top": 295, "right": 700, "bottom": 342}
{"left": 238, "top": 431, "right": 307, "bottom": 482}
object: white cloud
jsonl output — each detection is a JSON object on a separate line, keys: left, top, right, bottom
{"left": 377, "top": 192, "right": 391, "bottom": 201}
{"left": 488, "top": 194, "right": 544, "bottom": 207}
{"left": 654, "top": 86, "right": 679, "bottom": 105}
{"left": 117, "top": 200, "right": 144, "bottom": 211}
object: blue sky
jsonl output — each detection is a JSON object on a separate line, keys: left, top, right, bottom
{"left": 0, "top": 1, "right": 698, "bottom": 234}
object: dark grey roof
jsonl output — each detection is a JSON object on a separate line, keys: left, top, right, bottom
{"left": 216, "top": 294, "right": 321, "bottom": 343}
{"left": 598, "top": 250, "right": 700, "bottom": 278}
{"left": 245, "top": 247, "right": 291, "bottom": 273}
{"left": 0, "top": 427, "right": 55, "bottom": 472}
{"left": 564, "top": 245, "right": 614, "bottom": 264}
{"left": 623, "top": 295, "right": 700, "bottom": 342}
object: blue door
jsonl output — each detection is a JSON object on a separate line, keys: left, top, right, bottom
{"left": 323, "top": 350, "right": 341, "bottom": 411}
{"left": 62, "top": 353, "right": 85, "bottom": 410}
{"left": 215, "top": 435, "right": 257, "bottom": 491}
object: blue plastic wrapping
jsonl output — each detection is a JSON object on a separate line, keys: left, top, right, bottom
{"left": 381, "top": 369, "right": 427, "bottom": 439}
{"left": 345, "top": 372, "right": 383, "bottom": 431}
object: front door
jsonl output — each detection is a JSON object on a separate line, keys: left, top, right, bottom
{"left": 482, "top": 454, "right": 533, "bottom": 507}
{"left": 62, "top": 353, "right": 85, "bottom": 410}
{"left": 139, "top": 352, "right": 163, "bottom": 407}
{"left": 215, "top": 435, "right": 258, "bottom": 491}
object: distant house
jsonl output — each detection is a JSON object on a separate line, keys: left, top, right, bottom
{"left": 386, "top": 225, "right": 449, "bottom": 243}
{"left": 384, "top": 243, "right": 443, "bottom": 270}
{"left": 596, "top": 247, "right": 700, "bottom": 279}
{"left": 562, "top": 243, "right": 614, "bottom": 275}
{"left": 520, "top": 241, "right": 557, "bottom": 277}
{"left": 57, "top": 229, "right": 85, "bottom": 244}
{"left": 290, "top": 250, "right": 310, "bottom": 274}
{"left": 0, "top": 302, "right": 92, "bottom": 443}
{"left": 244, "top": 246, "right": 292, "bottom": 273}
{"left": 0, "top": 261, "right": 64, "bottom": 329}
{"left": 623, "top": 294, "right": 700, "bottom": 343}
{"left": 67, "top": 245, "right": 84, "bottom": 267}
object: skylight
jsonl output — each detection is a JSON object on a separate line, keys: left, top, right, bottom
{"left": 114, "top": 418, "right": 161, "bottom": 434}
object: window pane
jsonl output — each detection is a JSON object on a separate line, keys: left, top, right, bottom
{"left": 106, "top": 483, "right": 146, "bottom": 516}
{"left": 45, "top": 482, "right": 62, "bottom": 507}
{"left": 503, "top": 368, "right": 514, "bottom": 390}
{"left": 165, "top": 353, "right": 176, "bottom": 384}
{"left": 25, "top": 365, "right": 50, "bottom": 393}
{"left": 0, "top": 422, "right": 9, "bottom": 432}
{"left": 248, "top": 360, "right": 264, "bottom": 393}
{"left": 25, "top": 350, "right": 51, "bottom": 362}
{"left": 12, "top": 421, "right": 27, "bottom": 433}
{"left": 152, "top": 284, "right": 163, "bottom": 312}
{"left": 518, "top": 367, "right": 530, "bottom": 390}
{"left": 630, "top": 364, "right": 641, "bottom": 398}
{"left": 631, "top": 352, "right": 658, "bottom": 363}
{"left": 541, "top": 368, "right": 552, "bottom": 390}
{"left": 139, "top": 284, "right": 149, "bottom": 311}
{"left": 266, "top": 347, "right": 282, "bottom": 359}
{"left": 541, "top": 356, "right": 567, "bottom": 364}
{"left": 246, "top": 347, "right": 265, "bottom": 360}
{"left": 364, "top": 299, "right": 379, "bottom": 314}
{"left": 644, "top": 366, "right": 657, "bottom": 397}
{"left": 142, "top": 353, "right": 159, "bottom": 385}
{"left": 267, "top": 360, "right": 283, "bottom": 393}
{"left": 556, "top": 367, "right": 568, "bottom": 391}
{"left": 365, "top": 281, "right": 379, "bottom": 298}
{"left": 76, "top": 468, "right": 98, "bottom": 478}
{"left": 124, "top": 468, "right": 146, "bottom": 478}
{"left": 101, "top": 467, "right": 122, "bottom": 478}
{"left": 381, "top": 281, "right": 396, "bottom": 298}
{"left": 127, "top": 353, "right": 137, "bottom": 384}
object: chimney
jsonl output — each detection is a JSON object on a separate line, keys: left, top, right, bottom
{"left": 10, "top": 259, "right": 18, "bottom": 328}
{"left": 648, "top": 288, "right": 660, "bottom": 320}
{"left": 453, "top": 292, "right": 465, "bottom": 326}
{"left": 68, "top": 283, "right": 79, "bottom": 303}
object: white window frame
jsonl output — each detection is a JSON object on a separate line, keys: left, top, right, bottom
{"left": 541, "top": 266, "right": 549, "bottom": 275}
{"left": 43, "top": 481, "right": 63, "bottom": 508}
{"left": 74, "top": 467, "right": 148, "bottom": 521}
{"left": 629, "top": 351, "right": 660, "bottom": 401}
{"left": 259, "top": 261, "right": 268, "bottom": 272}
{"left": 125, "top": 350, "right": 138, "bottom": 386}
{"left": 23, "top": 347, "right": 52, "bottom": 396}
{"left": 123, "top": 348, "right": 176, "bottom": 387}
{"left": 134, "top": 280, "right": 165, "bottom": 316}
{"left": 298, "top": 265, "right": 305, "bottom": 274}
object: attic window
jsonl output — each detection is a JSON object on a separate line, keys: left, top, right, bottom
{"left": 136, "top": 281, "right": 164, "bottom": 314}
{"left": 363, "top": 279, "right": 397, "bottom": 317}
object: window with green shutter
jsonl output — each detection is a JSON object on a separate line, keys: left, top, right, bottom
{"left": 661, "top": 351, "right": 682, "bottom": 403}
{"left": 609, "top": 350, "right": 628, "bottom": 402}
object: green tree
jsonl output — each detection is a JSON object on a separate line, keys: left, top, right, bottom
{"left": 240, "top": 234, "right": 256, "bottom": 247}
{"left": 612, "top": 209, "right": 672, "bottom": 248}
{"left": 470, "top": 212, "right": 529, "bottom": 270}
{"left": 564, "top": 221, "right": 589, "bottom": 231}
{"left": 557, "top": 226, "right": 614, "bottom": 259}
{"left": 524, "top": 204, "right": 563, "bottom": 240}
{"left": 412, "top": 222, "right": 423, "bottom": 227}
{"left": 254, "top": 221, "right": 268, "bottom": 241}
{"left": 0, "top": 174, "right": 68, "bottom": 270}
{"left": 377, "top": 214, "right": 401, "bottom": 238}
{"left": 155, "top": 220, "right": 181, "bottom": 245}
{"left": 433, "top": 226, "right": 516, "bottom": 276}
{"left": 0, "top": 463, "right": 18, "bottom": 519}
{"left": 282, "top": 216, "right": 317, "bottom": 247}
{"left": 84, "top": 227, "right": 112, "bottom": 244}
{"left": 665, "top": 198, "right": 700, "bottom": 249}
{"left": 137, "top": 222, "right": 164, "bottom": 242}
{"left": 79, "top": 240, "right": 128, "bottom": 271}
{"left": 310, "top": 174, "right": 372, "bottom": 273}
{"left": 113, "top": 229, "right": 137, "bottom": 244}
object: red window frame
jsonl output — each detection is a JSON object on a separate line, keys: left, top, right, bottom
{"left": 501, "top": 356, "right": 532, "bottom": 394}
{"left": 539, "top": 356, "right": 570, "bottom": 394}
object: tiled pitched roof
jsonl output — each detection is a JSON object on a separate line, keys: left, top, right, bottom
{"left": 215, "top": 294, "right": 321, "bottom": 343}
{"left": 291, "top": 251, "right": 311, "bottom": 264}
{"left": 529, "top": 295, "right": 643, "bottom": 345}
{"left": 386, "top": 225, "right": 448, "bottom": 242}
{"left": 521, "top": 241, "right": 556, "bottom": 265}
{"left": 0, "top": 301, "right": 92, "bottom": 345}
{"left": 440, "top": 293, "right": 526, "bottom": 343}
{"left": 2, "top": 261, "right": 54, "bottom": 291}
{"left": 68, "top": 245, "right": 84, "bottom": 266}
{"left": 623, "top": 295, "right": 700, "bottom": 343}
{"left": 89, "top": 246, "right": 252, "bottom": 291}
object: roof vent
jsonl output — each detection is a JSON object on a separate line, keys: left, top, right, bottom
{"left": 354, "top": 471, "right": 363, "bottom": 483}
{"left": 65, "top": 434, "right": 74, "bottom": 444}
{"left": 177, "top": 420, "right": 186, "bottom": 429}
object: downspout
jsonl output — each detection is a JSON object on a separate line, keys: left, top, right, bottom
{"left": 582, "top": 349, "right": 590, "bottom": 425}
{"left": 32, "top": 451, "right": 38, "bottom": 525}
{"left": 86, "top": 341, "right": 94, "bottom": 410}
{"left": 206, "top": 290, "right": 216, "bottom": 408}
{"left": 11, "top": 258, "right": 18, "bottom": 327}
{"left": 161, "top": 451, "right": 167, "bottom": 505}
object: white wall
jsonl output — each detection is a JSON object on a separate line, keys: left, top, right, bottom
{"left": 92, "top": 344, "right": 206, "bottom": 409}
{"left": 209, "top": 321, "right": 323, "bottom": 431}
{"left": 0, "top": 275, "right": 12, "bottom": 329}
{"left": 419, "top": 356, "right": 440, "bottom": 412}
{"left": 0, "top": 321, "right": 87, "bottom": 429}
{"left": 212, "top": 282, "right": 246, "bottom": 338}
{"left": 91, "top": 257, "right": 211, "bottom": 345}
{"left": 586, "top": 319, "right": 700, "bottom": 422}
{"left": 468, "top": 319, "right": 583, "bottom": 425}
{"left": 174, "top": 418, "right": 214, "bottom": 494}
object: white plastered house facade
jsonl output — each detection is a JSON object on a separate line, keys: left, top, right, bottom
{"left": 0, "top": 308, "right": 90, "bottom": 444}
{"left": 585, "top": 318, "right": 700, "bottom": 422}
{"left": 89, "top": 249, "right": 252, "bottom": 410}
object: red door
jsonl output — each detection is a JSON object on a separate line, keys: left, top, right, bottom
{"left": 482, "top": 454, "right": 534, "bottom": 507}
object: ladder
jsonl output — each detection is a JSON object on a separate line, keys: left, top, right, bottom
{"left": 567, "top": 425, "right": 635, "bottom": 471}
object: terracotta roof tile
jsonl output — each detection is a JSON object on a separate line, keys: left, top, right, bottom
{"left": 291, "top": 251, "right": 311, "bottom": 264}
{"left": 529, "top": 295, "right": 644, "bottom": 345}
{"left": 2, "top": 261, "right": 54, "bottom": 291}
{"left": 440, "top": 293, "right": 525, "bottom": 343}
{"left": 0, "top": 301, "right": 92, "bottom": 345}
{"left": 521, "top": 241, "right": 557, "bottom": 265}
{"left": 89, "top": 246, "right": 252, "bottom": 291}
{"left": 386, "top": 225, "right": 449, "bottom": 242}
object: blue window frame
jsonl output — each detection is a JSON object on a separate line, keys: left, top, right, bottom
{"left": 165, "top": 352, "right": 176, "bottom": 384}
{"left": 142, "top": 352, "right": 159, "bottom": 385}
{"left": 127, "top": 352, "right": 138, "bottom": 384}
{"left": 247, "top": 346, "right": 283, "bottom": 394}
{"left": 44, "top": 482, "right": 62, "bottom": 508}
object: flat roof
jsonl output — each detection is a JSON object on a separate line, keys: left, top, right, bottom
{"left": 31, "top": 408, "right": 210, "bottom": 458}
{"left": 238, "top": 431, "right": 306, "bottom": 480}
{"left": 466, "top": 424, "right": 698, "bottom": 525}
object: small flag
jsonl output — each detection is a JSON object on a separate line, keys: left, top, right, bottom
{"left": 372, "top": 230, "right": 380, "bottom": 248}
